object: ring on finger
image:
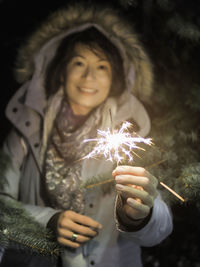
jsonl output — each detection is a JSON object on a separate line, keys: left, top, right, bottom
{"left": 71, "top": 233, "right": 78, "bottom": 242}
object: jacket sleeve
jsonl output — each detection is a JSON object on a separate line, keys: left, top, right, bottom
{"left": 0, "top": 129, "right": 59, "bottom": 227}
{"left": 115, "top": 195, "right": 173, "bottom": 247}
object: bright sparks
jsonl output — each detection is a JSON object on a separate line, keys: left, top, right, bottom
{"left": 83, "top": 121, "right": 185, "bottom": 202}
{"left": 83, "top": 121, "right": 152, "bottom": 164}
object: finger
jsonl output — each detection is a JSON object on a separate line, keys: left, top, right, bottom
{"left": 113, "top": 166, "right": 146, "bottom": 177}
{"left": 113, "top": 166, "right": 158, "bottom": 186}
{"left": 115, "top": 174, "right": 157, "bottom": 196}
{"left": 58, "top": 229, "right": 91, "bottom": 244}
{"left": 145, "top": 170, "right": 158, "bottom": 186}
{"left": 126, "top": 199, "right": 150, "bottom": 219}
{"left": 59, "top": 219, "right": 99, "bottom": 237}
{"left": 116, "top": 184, "right": 154, "bottom": 207}
{"left": 68, "top": 212, "right": 102, "bottom": 230}
{"left": 57, "top": 236, "right": 80, "bottom": 248}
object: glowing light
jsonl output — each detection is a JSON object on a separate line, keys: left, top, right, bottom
{"left": 82, "top": 121, "right": 185, "bottom": 202}
{"left": 83, "top": 121, "right": 152, "bottom": 164}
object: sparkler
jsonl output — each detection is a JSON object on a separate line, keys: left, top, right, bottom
{"left": 83, "top": 121, "right": 152, "bottom": 164}
{"left": 82, "top": 119, "right": 185, "bottom": 202}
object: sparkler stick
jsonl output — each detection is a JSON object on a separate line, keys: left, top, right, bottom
{"left": 160, "top": 182, "right": 185, "bottom": 202}
{"left": 82, "top": 160, "right": 167, "bottom": 190}
{"left": 84, "top": 178, "right": 114, "bottom": 189}
{"left": 82, "top": 160, "right": 185, "bottom": 202}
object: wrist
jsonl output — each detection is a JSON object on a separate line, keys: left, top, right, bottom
{"left": 46, "top": 212, "right": 61, "bottom": 234}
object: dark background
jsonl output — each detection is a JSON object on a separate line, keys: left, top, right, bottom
{"left": 0, "top": 0, "right": 200, "bottom": 266}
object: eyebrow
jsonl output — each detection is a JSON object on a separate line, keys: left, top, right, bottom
{"left": 72, "top": 54, "right": 109, "bottom": 62}
{"left": 72, "top": 54, "right": 84, "bottom": 58}
{"left": 98, "top": 59, "right": 109, "bottom": 62}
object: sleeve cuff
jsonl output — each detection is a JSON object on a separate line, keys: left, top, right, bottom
{"left": 115, "top": 194, "right": 152, "bottom": 232}
{"left": 46, "top": 212, "right": 61, "bottom": 234}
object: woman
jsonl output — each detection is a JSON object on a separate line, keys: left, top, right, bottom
{"left": 0, "top": 4, "right": 172, "bottom": 267}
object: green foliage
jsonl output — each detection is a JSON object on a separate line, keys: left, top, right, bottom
{"left": 167, "top": 14, "right": 200, "bottom": 41}
{"left": 117, "top": 0, "right": 200, "bottom": 70}
{"left": 140, "top": 64, "right": 200, "bottom": 206}
{"left": 185, "top": 85, "right": 200, "bottom": 112}
{"left": 81, "top": 67, "right": 200, "bottom": 208}
{"left": 0, "top": 150, "right": 61, "bottom": 257}
{"left": 119, "top": 0, "right": 138, "bottom": 8}
{"left": 0, "top": 197, "right": 61, "bottom": 257}
{"left": 156, "top": 0, "right": 174, "bottom": 11}
{"left": 177, "top": 163, "right": 200, "bottom": 202}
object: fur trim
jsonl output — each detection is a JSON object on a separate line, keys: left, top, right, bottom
{"left": 15, "top": 4, "right": 153, "bottom": 102}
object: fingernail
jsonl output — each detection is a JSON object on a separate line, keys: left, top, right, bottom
{"left": 116, "top": 166, "right": 126, "bottom": 171}
{"left": 116, "top": 184, "right": 124, "bottom": 190}
{"left": 98, "top": 224, "right": 103, "bottom": 229}
{"left": 112, "top": 170, "right": 116, "bottom": 176}
{"left": 112, "top": 166, "right": 125, "bottom": 175}
{"left": 127, "top": 198, "right": 135, "bottom": 205}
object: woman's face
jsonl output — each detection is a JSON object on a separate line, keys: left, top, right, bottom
{"left": 63, "top": 43, "right": 112, "bottom": 115}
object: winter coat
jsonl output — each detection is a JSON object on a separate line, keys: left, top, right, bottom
{"left": 0, "top": 4, "right": 173, "bottom": 267}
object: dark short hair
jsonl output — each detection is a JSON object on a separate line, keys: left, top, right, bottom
{"left": 45, "top": 27, "right": 126, "bottom": 99}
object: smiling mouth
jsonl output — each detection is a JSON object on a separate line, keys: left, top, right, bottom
{"left": 78, "top": 87, "right": 97, "bottom": 94}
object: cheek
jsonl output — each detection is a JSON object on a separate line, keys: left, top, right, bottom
{"left": 103, "top": 78, "right": 112, "bottom": 96}
{"left": 98, "top": 84, "right": 111, "bottom": 104}
{"left": 99, "top": 73, "right": 112, "bottom": 90}
{"left": 64, "top": 72, "right": 77, "bottom": 93}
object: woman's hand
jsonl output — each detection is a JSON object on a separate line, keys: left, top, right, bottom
{"left": 112, "top": 166, "right": 158, "bottom": 221}
{"left": 56, "top": 210, "right": 102, "bottom": 248}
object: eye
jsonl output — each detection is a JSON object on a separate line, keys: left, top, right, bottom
{"left": 98, "top": 64, "right": 107, "bottom": 70}
{"left": 74, "top": 61, "right": 84, "bottom": 66}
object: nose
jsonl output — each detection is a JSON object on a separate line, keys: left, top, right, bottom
{"left": 82, "top": 66, "right": 96, "bottom": 80}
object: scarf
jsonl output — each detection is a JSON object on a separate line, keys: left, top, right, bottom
{"left": 44, "top": 100, "right": 102, "bottom": 213}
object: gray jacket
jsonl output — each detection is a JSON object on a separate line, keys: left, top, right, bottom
{"left": 1, "top": 5, "right": 173, "bottom": 267}
{"left": 2, "top": 86, "right": 173, "bottom": 267}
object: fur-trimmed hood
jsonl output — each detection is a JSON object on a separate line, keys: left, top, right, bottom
{"left": 15, "top": 4, "right": 153, "bottom": 102}
{"left": 6, "top": 3, "right": 152, "bottom": 152}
